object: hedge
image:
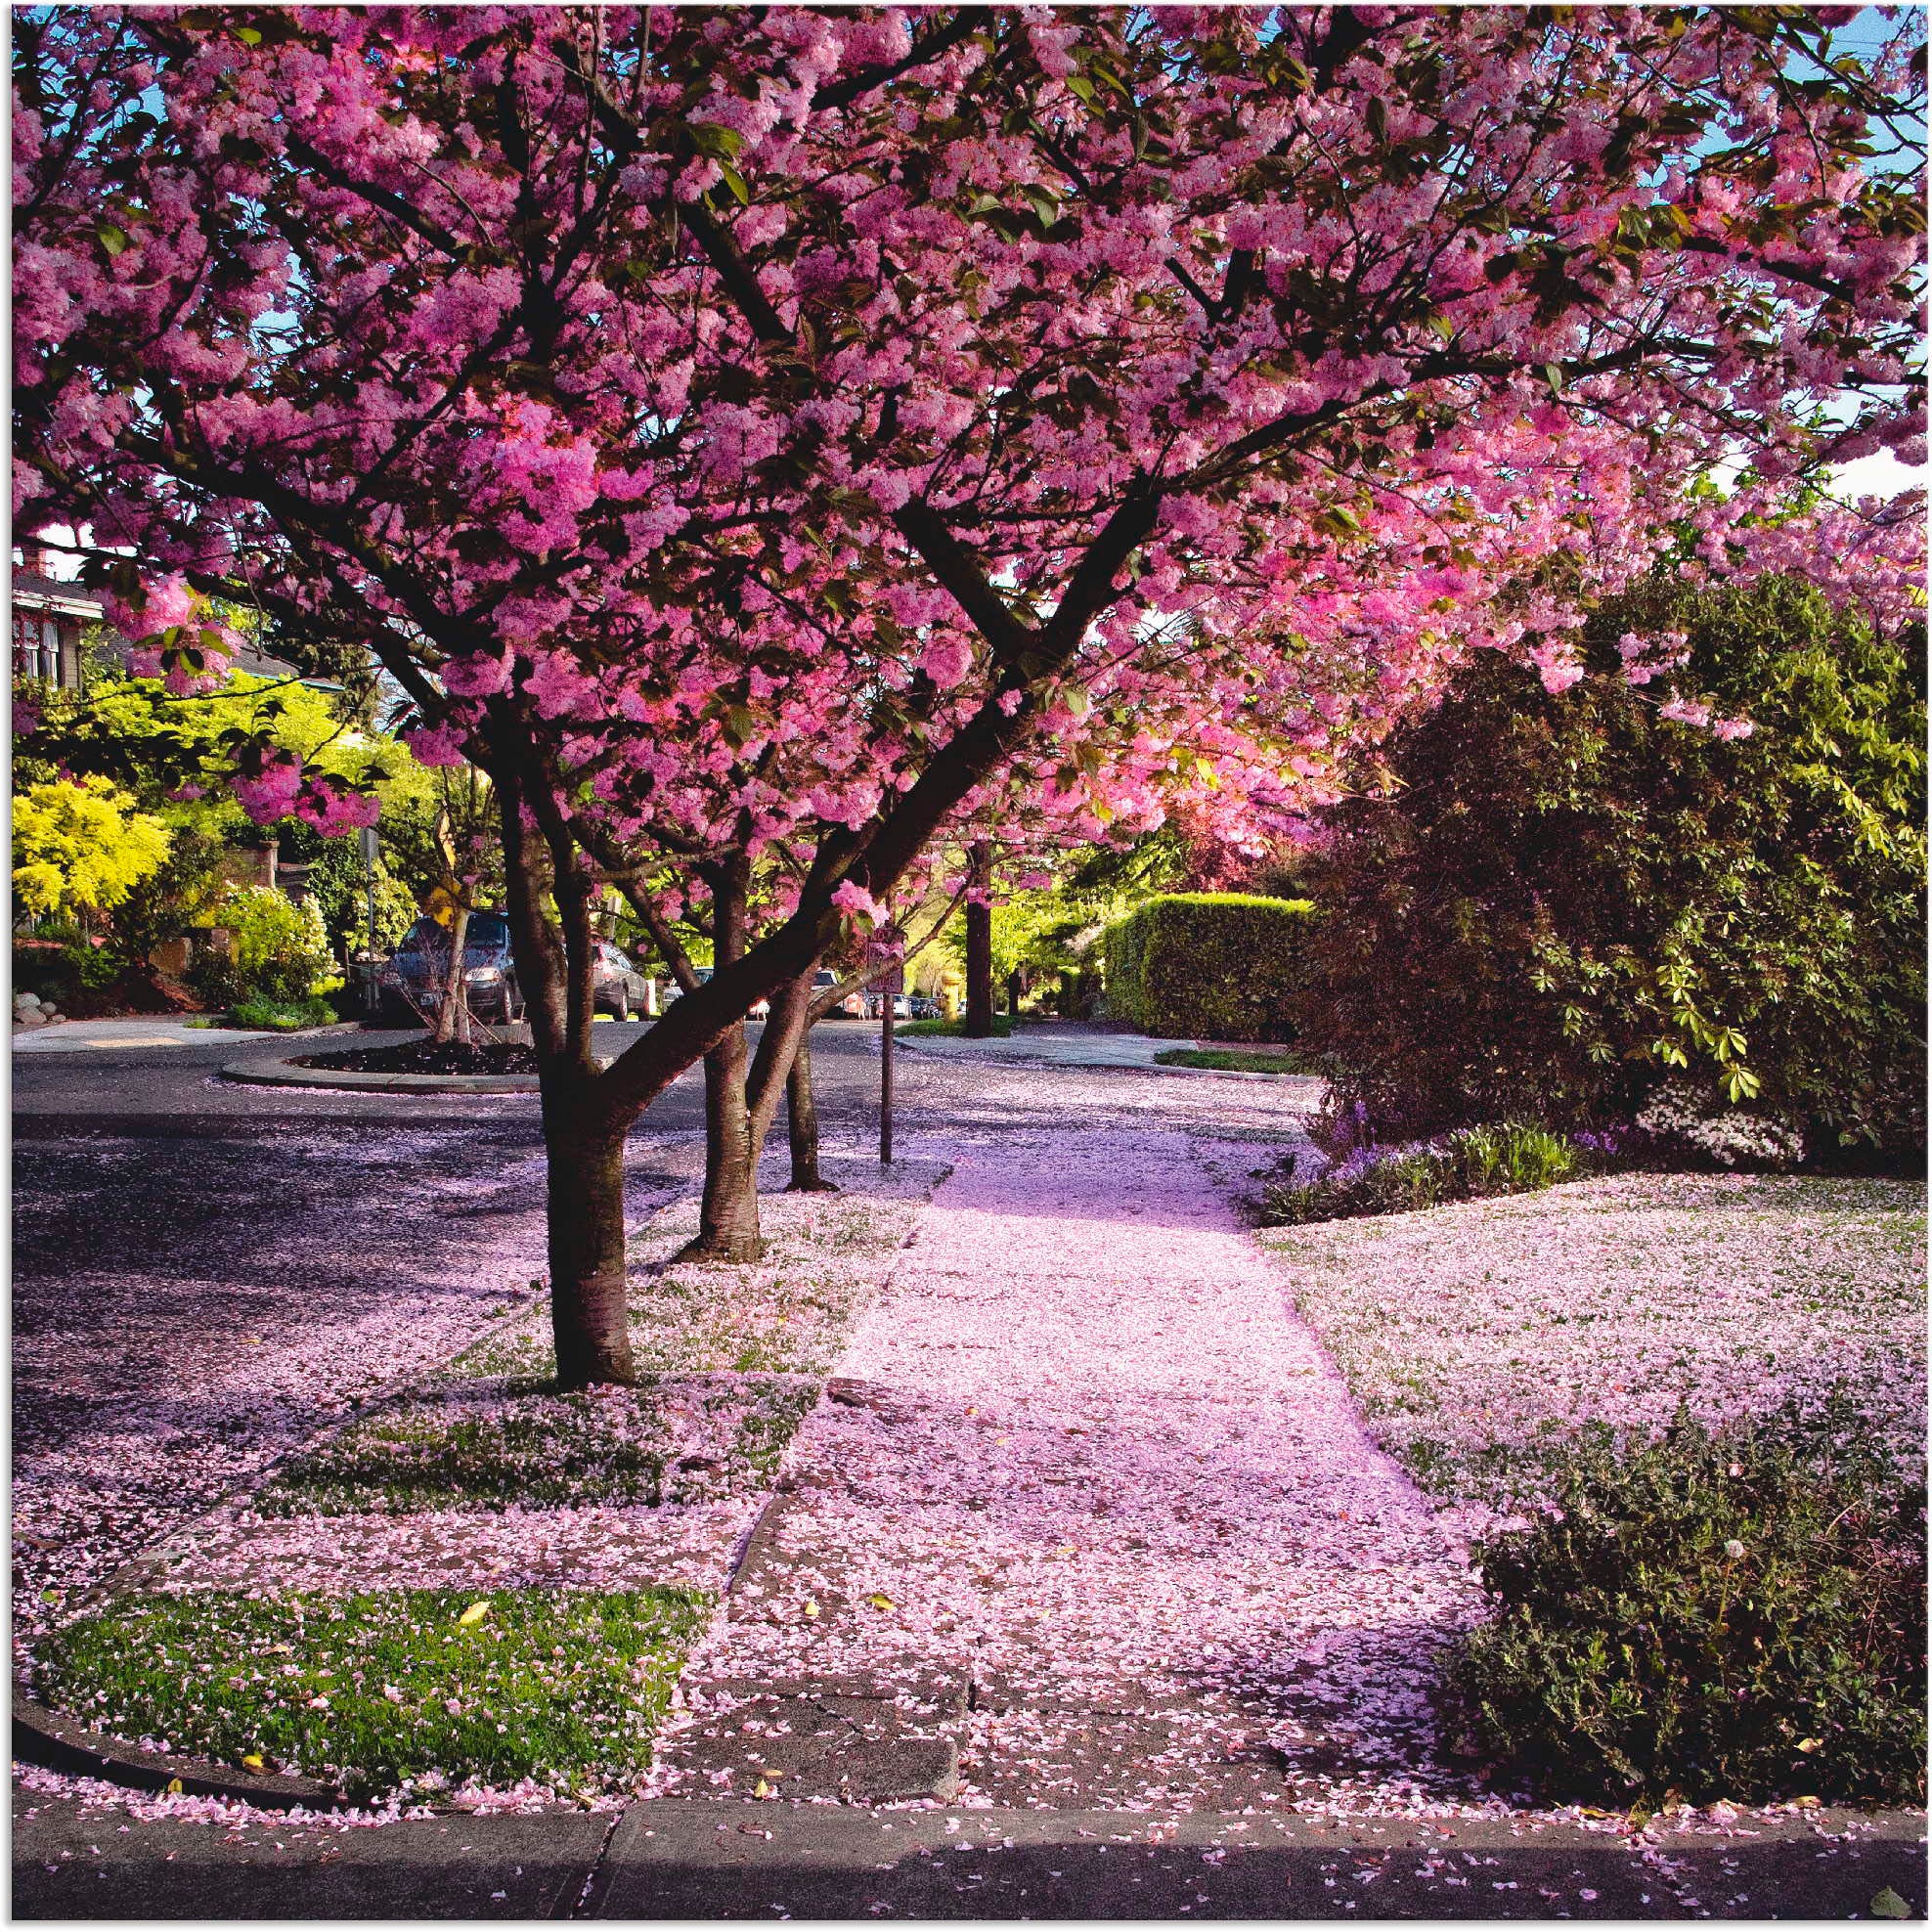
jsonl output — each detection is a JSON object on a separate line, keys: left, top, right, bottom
{"left": 1101, "top": 893, "right": 1315, "bottom": 1041}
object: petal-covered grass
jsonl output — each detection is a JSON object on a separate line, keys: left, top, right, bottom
{"left": 1257, "top": 1173, "right": 1926, "bottom": 1509}
{"left": 30, "top": 1586, "right": 707, "bottom": 1803}
{"left": 257, "top": 1188, "right": 924, "bottom": 1515}
{"left": 25, "top": 1166, "right": 947, "bottom": 1808}
{"left": 256, "top": 1376, "right": 817, "bottom": 1515}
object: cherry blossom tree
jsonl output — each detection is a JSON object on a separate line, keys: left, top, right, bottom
{"left": 15, "top": 5, "right": 1922, "bottom": 1386}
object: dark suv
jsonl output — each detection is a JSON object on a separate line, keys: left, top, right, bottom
{"left": 378, "top": 912, "right": 521, "bottom": 1025}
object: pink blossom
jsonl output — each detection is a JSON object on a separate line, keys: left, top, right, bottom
{"left": 831, "top": 880, "right": 882, "bottom": 923}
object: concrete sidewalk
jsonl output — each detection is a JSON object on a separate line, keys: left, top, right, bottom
{"left": 10, "top": 1015, "right": 350, "bottom": 1052}
{"left": 14, "top": 1789, "right": 1925, "bottom": 1919}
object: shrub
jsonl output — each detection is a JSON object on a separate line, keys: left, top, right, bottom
{"left": 1295, "top": 576, "right": 1926, "bottom": 1158}
{"left": 12, "top": 776, "right": 170, "bottom": 922}
{"left": 231, "top": 993, "right": 340, "bottom": 1032}
{"left": 1632, "top": 1082, "right": 1806, "bottom": 1171}
{"left": 1444, "top": 1401, "right": 1927, "bottom": 1808}
{"left": 1103, "top": 893, "right": 1315, "bottom": 1040}
{"left": 1259, "top": 1120, "right": 1582, "bottom": 1225}
{"left": 221, "top": 885, "right": 336, "bottom": 1003}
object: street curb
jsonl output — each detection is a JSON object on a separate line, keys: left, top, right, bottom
{"left": 220, "top": 1051, "right": 611, "bottom": 1094}
{"left": 12, "top": 1697, "right": 348, "bottom": 1811}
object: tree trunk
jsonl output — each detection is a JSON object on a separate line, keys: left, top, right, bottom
{"left": 964, "top": 844, "right": 994, "bottom": 1037}
{"left": 432, "top": 905, "right": 470, "bottom": 1045}
{"left": 785, "top": 1023, "right": 838, "bottom": 1191}
{"left": 545, "top": 1105, "right": 636, "bottom": 1388}
{"left": 678, "top": 1021, "right": 768, "bottom": 1261}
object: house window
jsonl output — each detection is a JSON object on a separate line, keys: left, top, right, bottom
{"left": 12, "top": 611, "right": 64, "bottom": 684}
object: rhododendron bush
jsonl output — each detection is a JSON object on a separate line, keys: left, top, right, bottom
{"left": 14, "top": 5, "right": 1923, "bottom": 1384}
{"left": 1294, "top": 575, "right": 1928, "bottom": 1153}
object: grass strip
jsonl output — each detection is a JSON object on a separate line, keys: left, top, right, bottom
{"left": 258, "top": 1376, "right": 816, "bottom": 1515}
{"left": 32, "top": 1586, "right": 707, "bottom": 1801}
{"left": 1154, "top": 1046, "right": 1308, "bottom": 1074}
{"left": 262, "top": 1193, "right": 917, "bottom": 1515}
{"left": 895, "top": 1015, "right": 1018, "bottom": 1037}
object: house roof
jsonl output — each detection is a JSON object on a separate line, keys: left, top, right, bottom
{"left": 12, "top": 572, "right": 106, "bottom": 622}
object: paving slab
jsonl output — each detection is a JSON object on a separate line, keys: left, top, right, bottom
{"left": 11, "top": 1791, "right": 612, "bottom": 1920}
{"left": 586, "top": 1799, "right": 1930, "bottom": 1920}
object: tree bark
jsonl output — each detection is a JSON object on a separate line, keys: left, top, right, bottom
{"left": 679, "top": 1020, "right": 768, "bottom": 1261}
{"left": 544, "top": 1101, "right": 636, "bottom": 1387}
{"left": 785, "top": 1023, "right": 838, "bottom": 1191}
{"left": 964, "top": 842, "right": 994, "bottom": 1037}
{"left": 675, "top": 858, "right": 768, "bottom": 1262}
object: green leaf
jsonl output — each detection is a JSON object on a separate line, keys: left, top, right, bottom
{"left": 1871, "top": 1890, "right": 1910, "bottom": 1920}
{"left": 689, "top": 122, "right": 745, "bottom": 159}
{"left": 1064, "top": 73, "right": 1096, "bottom": 106}
{"left": 97, "top": 223, "right": 129, "bottom": 258}
{"left": 717, "top": 163, "right": 750, "bottom": 207}
{"left": 1544, "top": 362, "right": 1566, "bottom": 395}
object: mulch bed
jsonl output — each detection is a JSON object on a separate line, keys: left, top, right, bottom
{"left": 292, "top": 1040, "right": 538, "bottom": 1075}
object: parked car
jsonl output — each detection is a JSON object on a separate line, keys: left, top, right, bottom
{"left": 592, "top": 940, "right": 650, "bottom": 1021}
{"left": 909, "top": 994, "right": 941, "bottom": 1021}
{"left": 658, "top": 965, "right": 768, "bottom": 1020}
{"left": 379, "top": 911, "right": 522, "bottom": 1025}
{"left": 811, "top": 967, "right": 864, "bottom": 1019}
{"left": 863, "top": 990, "right": 911, "bottom": 1020}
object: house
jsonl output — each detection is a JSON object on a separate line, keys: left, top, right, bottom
{"left": 11, "top": 546, "right": 99, "bottom": 689}
{"left": 11, "top": 541, "right": 319, "bottom": 689}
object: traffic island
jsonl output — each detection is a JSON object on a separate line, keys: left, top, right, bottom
{"left": 221, "top": 1051, "right": 549, "bottom": 1094}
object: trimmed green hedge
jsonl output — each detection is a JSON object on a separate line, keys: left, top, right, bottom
{"left": 1101, "top": 893, "right": 1315, "bottom": 1041}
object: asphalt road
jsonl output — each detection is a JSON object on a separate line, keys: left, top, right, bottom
{"left": 8, "top": 1015, "right": 894, "bottom": 1139}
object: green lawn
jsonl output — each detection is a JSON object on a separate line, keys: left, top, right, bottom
{"left": 1155, "top": 1046, "right": 1309, "bottom": 1074}
{"left": 895, "top": 1015, "right": 1018, "bottom": 1037}
{"left": 31, "top": 1586, "right": 706, "bottom": 1802}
